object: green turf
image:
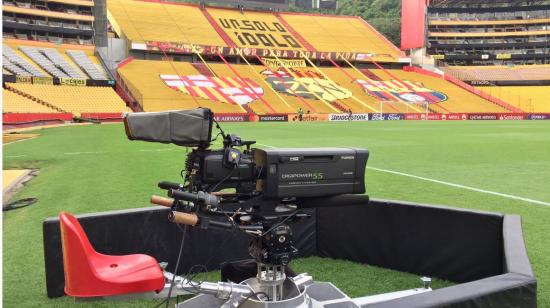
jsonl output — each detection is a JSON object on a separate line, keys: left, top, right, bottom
{"left": 3, "top": 121, "right": 550, "bottom": 307}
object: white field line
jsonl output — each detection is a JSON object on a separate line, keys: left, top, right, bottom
{"left": 257, "top": 142, "right": 550, "bottom": 207}
{"left": 2, "top": 136, "right": 38, "bottom": 146}
{"left": 64, "top": 151, "right": 105, "bottom": 155}
{"left": 4, "top": 155, "right": 27, "bottom": 158}
{"left": 368, "top": 167, "right": 550, "bottom": 207}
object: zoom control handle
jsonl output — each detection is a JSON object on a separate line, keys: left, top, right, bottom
{"left": 168, "top": 189, "right": 220, "bottom": 207}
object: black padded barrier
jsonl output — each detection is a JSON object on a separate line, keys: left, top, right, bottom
{"left": 316, "top": 199, "right": 504, "bottom": 283}
{"left": 43, "top": 199, "right": 536, "bottom": 307}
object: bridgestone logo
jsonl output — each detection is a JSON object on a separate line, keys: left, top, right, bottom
{"left": 329, "top": 114, "right": 369, "bottom": 121}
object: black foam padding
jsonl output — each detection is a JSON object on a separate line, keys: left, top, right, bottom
{"left": 503, "top": 215, "right": 534, "bottom": 277}
{"left": 370, "top": 273, "right": 536, "bottom": 308}
{"left": 316, "top": 199, "right": 504, "bottom": 283}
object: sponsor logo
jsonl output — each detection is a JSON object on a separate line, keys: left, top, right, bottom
{"left": 387, "top": 113, "right": 404, "bottom": 120}
{"left": 32, "top": 77, "right": 53, "bottom": 85}
{"left": 328, "top": 114, "right": 369, "bottom": 121}
{"left": 259, "top": 115, "right": 288, "bottom": 122}
{"left": 340, "top": 156, "right": 355, "bottom": 160}
{"left": 60, "top": 78, "right": 86, "bottom": 86}
{"left": 404, "top": 113, "right": 422, "bottom": 120}
{"left": 213, "top": 115, "right": 249, "bottom": 122}
{"left": 291, "top": 114, "right": 327, "bottom": 122}
{"left": 369, "top": 113, "right": 385, "bottom": 121}
{"left": 369, "top": 113, "right": 404, "bottom": 121}
{"left": 15, "top": 75, "right": 32, "bottom": 84}
{"left": 262, "top": 69, "right": 352, "bottom": 102}
{"left": 404, "top": 113, "right": 468, "bottom": 121}
{"left": 469, "top": 114, "right": 498, "bottom": 120}
{"left": 528, "top": 114, "right": 550, "bottom": 120}
{"left": 499, "top": 114, "right": 525, "bottom": 120}
{"left": 356, "top": 78, "right": 447, "bottom": 104}
{"left": 161, "top": 75, "right": 264, "bottom": 105}
{"left": 446, "top": 113, "right": 468, "bottom": 121}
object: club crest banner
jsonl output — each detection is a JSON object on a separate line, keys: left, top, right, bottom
{"left": 356, "top": 79, "right": 447, "bottom": 104}
{"left": 161, "top": 75, "right": 264, "bottom": 105}
{"left": 261, "top": 69, "right": 352, "bottom": 102}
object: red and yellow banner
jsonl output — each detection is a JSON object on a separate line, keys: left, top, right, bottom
{"left": 160, "top": 74, "right": 264, "bottom": 106}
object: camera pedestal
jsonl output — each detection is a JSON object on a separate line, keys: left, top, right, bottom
{"left": 176, "top": 271, "right": 432, "bottom": 308}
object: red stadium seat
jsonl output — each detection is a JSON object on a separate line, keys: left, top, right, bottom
{"left": 59, "top": 212, "right": 165, "bottom": 297}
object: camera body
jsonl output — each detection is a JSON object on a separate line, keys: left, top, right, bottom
{"left": 124, "top": 108, "right": 369, "bottom": 200}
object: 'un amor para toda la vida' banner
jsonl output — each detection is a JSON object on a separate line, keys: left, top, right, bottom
{"left": 138, "top": 41, "right": 405, "bottom": 63}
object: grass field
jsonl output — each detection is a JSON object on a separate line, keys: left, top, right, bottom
{"left": 3, "top": 120, "right": 550, "bottom": 307}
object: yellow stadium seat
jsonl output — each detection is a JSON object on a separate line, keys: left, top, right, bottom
{"left": 107, "top": 0, "right": 402, "bottom": 61}
{"left": 2, "top": 89, "right": 58, "bottom": 113}
{"left": 476, "top": 86, "right": 550, "bottom": 113}
{"left": 279, "top": 13, "right": 402, "bottom": 58}
{"left": 107, "top": 0, "right": 226, "bottom": 47}
{"left": 443, "top": 65, "right": 550, "bottom": 81}
{"left": 5, "top": 83, "right": 131, "bottom": 116}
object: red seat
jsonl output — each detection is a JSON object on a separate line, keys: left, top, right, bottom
{"left": 59, "top": 212, "right": 165, "bottom": 297}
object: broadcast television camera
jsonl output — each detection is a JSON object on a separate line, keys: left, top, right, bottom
{"left": 123, "top": 108, "right": 370, "bottom": 307}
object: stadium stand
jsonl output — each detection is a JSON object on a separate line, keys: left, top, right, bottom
{"left": 67, "top": 50, "right": 108, "bottom": 80}
{"left": 107, "top": 0, "right": 227, "bottom": 47}
{"left": 107, "top": 0, "right": 403, "bottom": 61}
{"left": 20, "top": 46, "right": 82, "bottom": 78}
{"left": 426, "top": 0, "right": 550, "bottom": 65}
{"left": 5, "top": 83, "right": 131, "bottom": 116}
{"left": 3, "top": 88, "right": 58, "bottom": 113}
{"left": 3, "top": 44, "right": 48, "bottom": 77}
{"left": 116, "top": 57, "right": 511, "bottom": 114}
{"left": 2, "top": 0, "right": 95, "bottom": 45}
{"left": 3, "top": 40, "right": 109, "bottom": 80}
{"left": 279, "top": 13, "right": 403, "bottom": 58}
{"left": 477, "top": 86, "right": 550, "bottom": 112}
{"left": 441, "top": 65, "right": 550, "bottom": 81}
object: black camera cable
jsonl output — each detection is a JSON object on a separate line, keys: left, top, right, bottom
{"left": 153, "top": 222, "right": 188, "bottom": 308}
